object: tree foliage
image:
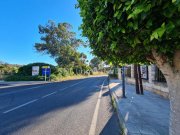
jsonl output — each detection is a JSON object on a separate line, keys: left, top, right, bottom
{"left": 77, "top": 0, "right": 180, "bottom": 65}
{"left": 0, "top": 61, "right": 20, "bottom": 74}
{"left": 78, "top": 1, "right": 180, "bottom": 134}
{"left": 35, "top": 21, "right": 85, "bottom": 68}
{"left": 89, "top": 57, "right": 102, "bottom": 69}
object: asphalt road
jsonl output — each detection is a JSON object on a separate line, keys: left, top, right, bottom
{"left": 0, "top": 76, "right": 120, "bottom": 135}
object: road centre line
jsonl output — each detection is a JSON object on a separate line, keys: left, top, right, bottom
{"left": 58, "top": 80, "right": 86, "bottom": 91}
{"left": 41, "top": 80, "right": 87, "bottom": 98}
{"left": 89, "top": 79, "right": 106, "bottom": 135}
{"left": 66, "top": 80, "right": 86, "bottom": 87}
{"left": 3, "top": 99, "right": 38, "bottom": 114}
{"left": 0, "top": 80, "right": 86, "bottom": 97}
{"left": 2, "top": 79, "right": 87, "bottom": 114}
{"left": 41, "top": 91, "right": 57, "bottom": 98}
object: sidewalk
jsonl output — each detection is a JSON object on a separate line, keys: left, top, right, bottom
{"left": 0, "top": 81, "right": 51, "bottom": 89}
{"left": 109, "top": 79, "right": 170, "bottom": 135}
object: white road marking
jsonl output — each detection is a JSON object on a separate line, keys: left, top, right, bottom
{"left": 89, "top": 79, "right": 106, "bottom": 135}
{"left": 41, "top": 92, "right": 57, "bottom": 99}
{"left": 0, "top": 80, "right": 90, "bottom": 114}
{"left": 70, "top": 80, "right": 85, "bottom": 87}
{"left": 0, "top": 86, "right": 44, "bottom": 96}
{"left": 58, "top": 80, "right": 86, "bottom": 91}
{"left": 2, "top": 79, "right": 88, "bottom": 114}
{"left": 0, "top": 80, "right": 86, "bottom": 97}
{"left": 3, "top": 99, "right": 38, "bottom": 114}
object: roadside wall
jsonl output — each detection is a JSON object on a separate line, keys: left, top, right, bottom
{"left": 117, "top": 64, "right": 169, "bottom": 98}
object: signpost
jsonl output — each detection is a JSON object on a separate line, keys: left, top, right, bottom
{"left": 32, "top": 66, "right": 39, "bottom": 76}
{"left": 42, "top": 66, "right": 51, "bottom": 81}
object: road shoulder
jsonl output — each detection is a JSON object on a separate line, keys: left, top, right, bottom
{"left": 96, "top": 80, "right": 120, "bottom": 135}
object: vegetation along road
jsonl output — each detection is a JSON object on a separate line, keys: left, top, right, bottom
{"left": 0, "top": 76, "right": 120, "bottom": 135}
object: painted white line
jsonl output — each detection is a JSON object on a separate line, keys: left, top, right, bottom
{"left": 2, "top": 79, "right": 87, "bottom": 114}
{"left": 0, "top": 80, "right": 85, "bottom": 97}
{"left": 89, "top": 79, "right": 106, "bottom": 135}
{"left": 3, "top": 99, "right": 38, "bottom": 114}
{"left": 0, "top": 86, "right": 44, "bottom": 96}
{"left": 58, "top": 80, "right": 86, "bottom": 91}
{"left": 41, "top": 80, "right": 86, "bottom": 99}
{"left": 70, "top": 80, "right": 85, "bottom": 87}
{"left": 41, "top": 91, "right": 57, "bottom": 99}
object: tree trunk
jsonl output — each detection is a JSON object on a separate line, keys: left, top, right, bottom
{"left": 166, "top": 73, "right": 180, "bottom": 135}
{"left": 152, "top": 49, "right": 180, "bottom": 135}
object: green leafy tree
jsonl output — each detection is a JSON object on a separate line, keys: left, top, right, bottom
{"left": 77, "top": 0, "right": 180, "bottom": 134}
{"left": 35, "top": 20, "right": 84, "bottom": 68}
{"left": 0, "top": 62, "right": 20, "bottom": 75}
{"left": 89, "top": 57, "right": 101, "bottom": 70}
{"left": 80, "top": 53, "right": 87, "bottom": 64}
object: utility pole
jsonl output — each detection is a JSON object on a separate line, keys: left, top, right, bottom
{"left": 134, "top": 64, "right": 140, "bottom": 94}
{"left": 45, "top": 68, "right": 47, "bottom": 82}
{"left": 122, "top": 66, "right": 126, "bottom": 98}
{"left": 137, "top": 64, "right": 144, "bottom": 94}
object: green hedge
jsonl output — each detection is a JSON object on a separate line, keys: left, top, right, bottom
{"left": 5, "top": 62, "right": 93, "bottom": 81}
{"left": 18, "top": 63, "right": 57, "bottom": 76}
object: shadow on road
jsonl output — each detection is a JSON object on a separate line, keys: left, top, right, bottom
{"left": 0, "top": 76, "right": 107, "bottom": 135}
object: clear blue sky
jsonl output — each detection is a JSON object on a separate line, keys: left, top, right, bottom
{"left": 0, "top": 0, "right": 93, "bottom": 65}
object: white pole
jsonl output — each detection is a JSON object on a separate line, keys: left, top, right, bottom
{"left": 45, "top": 68, "right": 46, "bottom": 82}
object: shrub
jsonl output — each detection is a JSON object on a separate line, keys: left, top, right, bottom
{"left": 50, "top": 74, "right": 59, "bottom": 81}
{"left": 18, "top": 62, "right": 56, "bottom": 76}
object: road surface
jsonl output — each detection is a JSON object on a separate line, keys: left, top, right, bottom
{"left": 0, "top": 76, "right": 120, "bottom": 135}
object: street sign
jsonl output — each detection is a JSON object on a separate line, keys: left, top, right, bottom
{"left": 42, "top": 68, "right": 51, "bottom": 76}
{"left": 42, "top": 66, "right": 51, "bottom": 81}
{"left": 32, "top": 66, "right": 39, "bottom": 76}
{"left": 42, "top": 66, "right": 50, "bottom": 69}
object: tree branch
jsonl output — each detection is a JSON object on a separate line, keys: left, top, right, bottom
{"left": 173, "top": 50, "right": 180, "bottom": 72}
{"left": 152, "top": 49, "right": 174, "bottom": 78}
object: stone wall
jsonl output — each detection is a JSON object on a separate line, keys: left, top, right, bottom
{"left": 123, "top": 64, "right": 169, "bottom": 98}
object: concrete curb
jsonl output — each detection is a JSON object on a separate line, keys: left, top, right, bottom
{"left": 108, "top": 80, "right": 127, "bottom": 135}
{"left": 0, "top": 81, "right": 53, "bottom": 89}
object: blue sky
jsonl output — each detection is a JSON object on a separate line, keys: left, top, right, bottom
{"left": 0, "top": 0, "right": 93, "bottom": 65}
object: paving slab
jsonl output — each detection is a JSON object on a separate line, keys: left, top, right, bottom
{"left": 109, "top": 79, "right": 170, "bottom": 135}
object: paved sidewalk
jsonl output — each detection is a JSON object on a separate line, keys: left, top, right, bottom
{"left": 0, "top": 81, "right": 51, "bottom": 89}
{"left": 109, "top": 79, "right": 170, "bottom": 135}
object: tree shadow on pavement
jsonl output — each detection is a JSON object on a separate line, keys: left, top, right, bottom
{"left": 99, "top": 113, "right": 120, "bottom": 135}
{"left": 98, "top": 82, "right": 120, "bottom": 135}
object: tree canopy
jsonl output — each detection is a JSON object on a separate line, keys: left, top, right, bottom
{"left": 35, "top": 21, "right": 86, "bottom": 68}
{"left": 77, "top": 1, "right": 180, "bottom": 134}
{"left": 89, "top": 57, "right": 102, "bottom": 69}
{"left": 77, "top": 0, "right": 180, "bottom": 65}
{"left": 0, "top": 61, "right": 20, "bottom": 74}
